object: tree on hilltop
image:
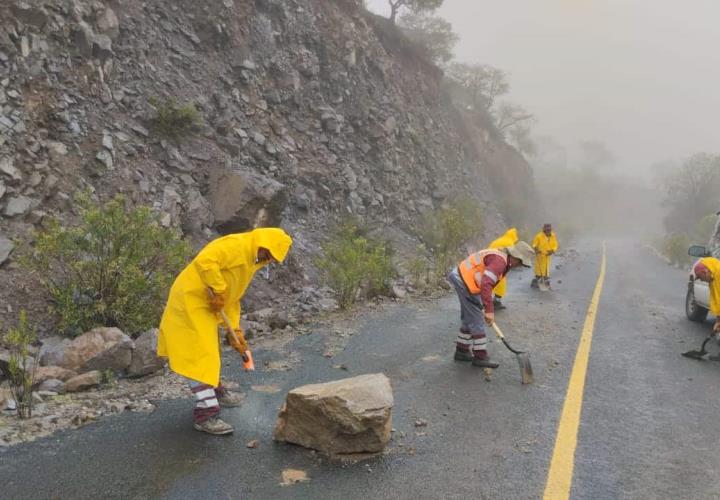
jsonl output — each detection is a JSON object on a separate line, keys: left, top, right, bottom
{"left": 387, "top": 0, "right": 443, "bottom": 24}
{"left": 398, "top": 11, "right": 458, "bottom": 64}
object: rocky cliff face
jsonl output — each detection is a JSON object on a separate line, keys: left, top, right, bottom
{"left": 0, "top": 0, "right": 532, "bottom": 330}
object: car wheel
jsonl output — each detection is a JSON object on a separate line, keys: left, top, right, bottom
{"left": 686, "top": 285, "right": 709, "bottom": 322}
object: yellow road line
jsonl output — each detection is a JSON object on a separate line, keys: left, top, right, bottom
{"left": 543, "top": 243, "right": 607, "bottom": 500}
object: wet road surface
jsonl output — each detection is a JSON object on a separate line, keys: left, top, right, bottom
{"left": 1, "top": 239, "right": 718, "bottom": 499}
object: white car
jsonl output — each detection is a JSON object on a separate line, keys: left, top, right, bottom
{"left": 686, "top": 245, "right": 712, "bottom": 322}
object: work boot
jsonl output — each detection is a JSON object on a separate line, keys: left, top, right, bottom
{"left": 493, "top": 297, "right": 506, "bottom": 310}
{"left": 193, "top": 417, "right": 234, "bottom": 435}
{"left": 454, "top": 348, "right": 473, "bottom": 362}
{"left": 217, "top": 389, "right": 244, "bottom": 408}
{"left": 472, "top": 357, "right": 499, "bottom": 369}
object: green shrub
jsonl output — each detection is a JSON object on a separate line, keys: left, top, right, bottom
{"left": 2, "top": 311, "right": 39, "bottom": 419}
{"left": 662, "top": 233, "right": 693, "bottom": 267}
{"left": 417, "top": 197, "right": 484, "bottom": 283}
{"left": 20, "top": 194, "right": 192, "bottom": 337}
{"left": 149, "top": 97, "right": 200, "bottom": 140}
{"left": 317, "top": 221, "right": 396, "bottom": 309}
{"left": 408, "top": 248, "right": 432, "bottom": 289}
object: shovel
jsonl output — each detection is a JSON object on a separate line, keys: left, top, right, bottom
{"left": 681, "top": 333, "right": 717, "bottom": 360}
{"left": 491, "top": 322, "right": 534, "bottom": 384}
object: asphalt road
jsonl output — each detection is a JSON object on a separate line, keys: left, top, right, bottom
{"left": 1, "top": 239, "right": 718, "bottom": 499}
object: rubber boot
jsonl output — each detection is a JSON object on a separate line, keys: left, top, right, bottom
{"left": 493, "top": 297, "right": 506, "bottom": 310}
{"left": 530, "top": 277, "right": 539, "bottom": 289}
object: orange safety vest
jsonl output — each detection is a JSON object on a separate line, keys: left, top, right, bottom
{"left": 458, "top": 249, "right": 508, "bottom": 295}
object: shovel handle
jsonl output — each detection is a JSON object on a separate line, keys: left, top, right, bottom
{"left": 491, "top": 322, "right": 505, "bottom": 340}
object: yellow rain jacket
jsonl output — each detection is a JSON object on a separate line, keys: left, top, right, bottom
{"left": 157, "top": 228, "right": 292, "bottom": 386}
{"left": 489, "top": 228, "right": 519, "bottom": 298}
{"left": 532, "top": 231, "right": 559, "bottom": 278}
{"left": 700, "top": 257, "right": 720, "bottom": 316}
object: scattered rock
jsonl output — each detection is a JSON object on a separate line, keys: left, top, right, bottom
{"left": 39, "top": 336, "right": 72, "bottom": 367}
{"left": 280, "top": 469, "right": 309, "bottom": 486}
{"left": 0, "top": 157, "right": 21, "bottom": 180}
{"left": 128, "top": 328, "right": 165, "bottom": 377}
{"left": 0, "top": 235, "right": 14, "bottom": 265}
{"left": 34, "top": 366, "right": 78, "bottom": 385}
{"left": 246, "top": 439, "right": 259, "bottom": 449}
{"left": 274, "top": 373, "right": 394, "bottom": 455}
{"left": 65, "top": 370, "right": 101, "bottom": 392}
{"left": 4, "top": 196, "right": 36, "bottom": 217}
{"left": 38, "top": 379, "right": 65, "bottom": 394}
{"left": 414, "top": 418, "right": 428, "bottom": 428}
{"left": 59, "top": 327, "right": 134, "bottom": 373}
{"left": 95, "top": 7, "right": 120, "bottom": 40}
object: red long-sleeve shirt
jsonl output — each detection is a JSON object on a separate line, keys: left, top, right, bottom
{"left": 473, "top": 254, "right": 508, "bottom": 314}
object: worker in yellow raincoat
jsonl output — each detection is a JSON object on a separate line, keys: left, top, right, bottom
{"left": 692, "top": 257, "right": 720, "bottom": 335}
{"left": 158, "top": 228, "right": 292, "bottom": 435}
{"left": 488, "top": 228, "right": 519, "bottom": 310}
{"left": 531, "top": 223, "right": 559, "bottom": 289}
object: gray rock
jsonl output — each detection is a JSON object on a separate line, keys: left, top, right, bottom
{"left": 59, "top": 327, "right": 134, "bottom": 373}
{"left": 95, "top": 7, "right": 120, "bottom": 40}
{"left": 39, "top": 336, "right": 71, "bottom": 367}
{"left": 72, "top": 22, "right": 95, "bottom": 58}
{"left": 128, "top": 328, "right": 165, "bottom": 377}
{"left": 46, "top": 141, "right": 68, "bottom": 161}
{"left": 0, "top": 181, "right": 5, "bottom": 200}
{"left": 34, "top": 366, "right": 78, "bottom": 385}
{"left": 65, "top": 370, "right": 101, "bottom": 392}
{"left": 11, "top": 2, "right": 49, "bottom": 28}
{"left": 0, "top": 157, "right": 20, "bottom": 180}
{"left": 0, "top": 348, "right": 10, "bottom": 376}
{"left": 4, "top": 196, "right": 36, "bottom": 217}
{"left": 208, "top": 168, "right": 288, "bottom": 233}
{"left": 38, "top": 381, "right": 64, "bottom": 395}
{"left": 92, "top": 34, "right": 113, "bottom": 60}
{"left": 96, "top": 150, "right": 113, "bottom": 169}
{"left": 131, "top": 124, "right": 149, "bottom": 137}
{"left": 0, "top": 235, "right": 13, "bottom": 265}
{"left": 274, "top": 374, "right": 394, "bottom": 455}
{"left": 20, "top": 37, "right": 30, "bottom": 58}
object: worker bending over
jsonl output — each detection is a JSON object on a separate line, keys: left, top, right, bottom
{"left": 158, "top": 228, "right": 293, "bottom": 435}
{"left": 447, "top": 242, "right": 535, "bottom": 368}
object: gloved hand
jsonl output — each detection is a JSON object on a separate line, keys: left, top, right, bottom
{"left": 714, "top": 320, "right": 720, "bottom": 333}
{"left": 484, "top": 311, "right": 495, "bottom": 326}
{"left": 208, "top": 290, "right": 225, "bottom": 312}
{"left": 547, "top": 250, "right": 555, "bottom": 256}
{"left": 226, "top": 328, "right": 249, "bottom": 354}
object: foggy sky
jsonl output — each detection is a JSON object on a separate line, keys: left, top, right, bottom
{"left": 365, "top": 0, "right": 720, "bottom": 175}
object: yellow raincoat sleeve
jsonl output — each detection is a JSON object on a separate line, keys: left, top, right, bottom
{"left": 193, "top": 243, "right": 232, "bottom": 294}
{"left": 489, "top": 229, "right": 518, "bottom": 298}
{"left": 549, "top": 233, "right": 559, "bottom": 253}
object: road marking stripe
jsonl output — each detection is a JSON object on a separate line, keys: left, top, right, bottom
{"left": 543, "top": 243, "right": 607, "bottom": 500}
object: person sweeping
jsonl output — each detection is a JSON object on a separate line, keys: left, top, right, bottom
{"left": 447, "top": 241, "right": 535, "bottom": 368}
{"left": 158, "top": 228, "right": 293, "bottom": 435}
{"left": 488, "top": 228, "right": 519, "bottom": 310}
{"left": 692, "top": 258, "right": 720, "bottom": 335}
{"left": 531, "top": 223, "right": 559, "bottom": 289}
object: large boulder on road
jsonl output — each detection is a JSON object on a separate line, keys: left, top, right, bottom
{"left": 273, "top": 373, "right": 394, "bottom": 455}
{"left": 59, "top": 327, "right": 134, "bottom": 373}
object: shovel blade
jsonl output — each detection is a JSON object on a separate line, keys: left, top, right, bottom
{"left": 516, "top": 352, "right": 534, "bottom": 384}
{"left": 681, "top": 350, "right": 707, "bottom": 360}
